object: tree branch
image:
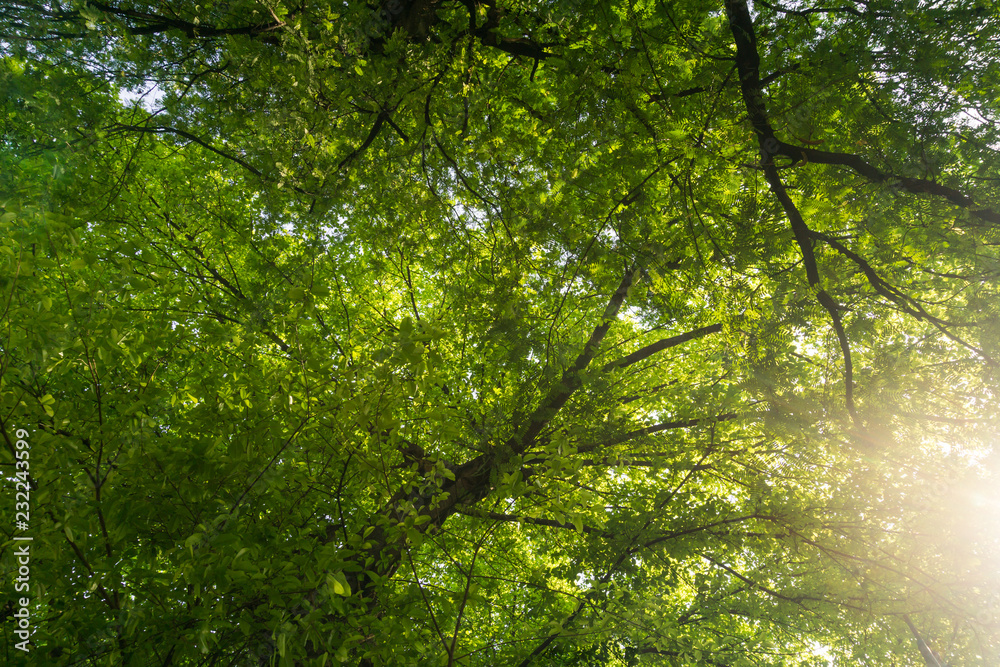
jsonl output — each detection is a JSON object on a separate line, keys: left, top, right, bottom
{"left": 602, "top": 323, "right": 722, "bottom": 371}
{"left": 808, "top": 228, "right": 995, "bottom": 364}
{"left": 88, "top": 1, "right": 286, "bottom": 41}
{"left": 113, "top": 123, "right": 263, "bottom": 177}
{"left": 456, "top": 509, "right": 612, "bottom": 537}
{"left": 777, "top": 142, "right": 1000, "bottom": 224}
{"left": 726, "top": 0, "right": 860, "bottom": 424}
{"left": 903, "top": 615, "right": 947, "bottom": 667}
{"left": 508, "top": 267, "right": 638, "bottom": 454}
{"left": 575, "top": 414, "right": 737, "bottom": 456}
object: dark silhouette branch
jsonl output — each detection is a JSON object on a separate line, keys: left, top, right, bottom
{"left": 113, "top": 124, "right": 263, "bottom": 176}
{"left": 88, "top": 1, "right": 286, "bottom": 41}
{"left": 603, "top": 323, "right": 722, "bottom": 371}
{"left": 575, "top": 414, "right": 738, "bottom": 456}
{"left": 508, "top": 267, "right": 638, "bottom": 454}
{"left": 777, "top": 142, "right": 1000, "bottom": 225}
{"left": 726, "top": 0, "right": 860, "bottom": 424}
{"left": 903, "top": 615, "right": 947, "bottom": 667}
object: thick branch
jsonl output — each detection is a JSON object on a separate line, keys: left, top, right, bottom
{"left": 727, "top": 0, "right": 859, "bottom": 423}
{"left": 507, "top": 267, "right": 638, "bottom": 454}
{"left": 727, "top": 1, "right": 999, "bottom": 224}
{"left": 469, "top": 0, "right": 555, "bottom": 61}
{"left": 336, "top": 269, "right": 640, "bottom": 606}
{"left": 337, "top": 111, "right": 389, "bottom": 170}
{"left": 724, "top": 0, "right": 778, "bottom": 147}
{"left": 777, "top": 142, "right": 1000, "bottom": 224}
{"left": 602, "top": 323, "right": 722, "bottom": 371}
{"left": 88, "top": 2, "right": 286, "bottom": 41}
{"left": 903, "top": 615, "right": 946, "bottom": 667}
{"left": 575, "top": 414, "right": 737, "bottom": 456}
{"left": 728, "top": 0, "right": 999, "bottom": 227}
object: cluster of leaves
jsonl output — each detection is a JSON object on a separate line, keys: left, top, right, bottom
{"left": 2, "top": 0, "right": 1000, "bottom": 665}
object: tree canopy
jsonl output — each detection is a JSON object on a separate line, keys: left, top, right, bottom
{"left": 2, "top": 0, "right": 1000, "bottom": 664}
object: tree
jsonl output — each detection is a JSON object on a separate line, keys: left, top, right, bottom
{"left": 2, "top": 0, "right": 1000, "bottom": 664}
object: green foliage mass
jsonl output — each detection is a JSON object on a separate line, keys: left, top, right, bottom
{"left": 2, "top": 0, "right": 1000, "bottom": 664}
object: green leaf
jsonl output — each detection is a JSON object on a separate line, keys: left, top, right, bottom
{"left": 328, "top": 571, "right": 351, "bottom": 597}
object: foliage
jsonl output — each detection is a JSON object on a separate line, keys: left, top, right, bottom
{"left": 2, "top": 0, "right": 1000, "bottom": 665}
